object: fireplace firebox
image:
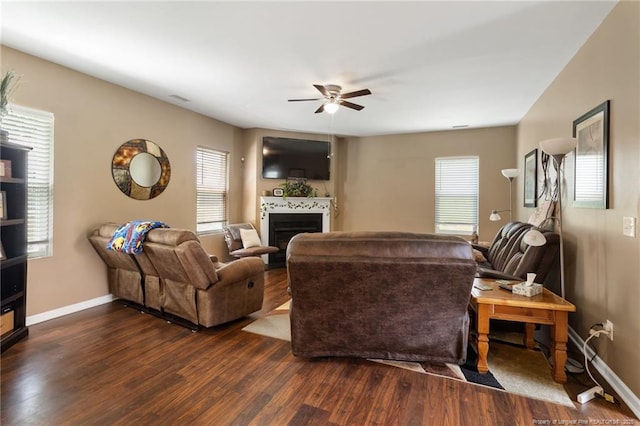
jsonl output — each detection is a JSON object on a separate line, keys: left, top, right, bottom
{"left": 268, "top": 213, "right": 323, "bottom": 265}
{"left": 260, "top": 196, "right": 331, "bottom": 266}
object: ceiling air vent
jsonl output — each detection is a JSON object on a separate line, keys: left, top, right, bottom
{"left": 169, "top": 94, "right": 190, "bottom": 102}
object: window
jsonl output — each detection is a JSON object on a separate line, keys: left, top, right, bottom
{"left": 196, "top": 146, "right": 228, "bottom": 234}
{"left": 3, "top": 104, "right": 54, "bottom": 258}
{"left": 435, "top": 156, "right": 478, "bottom": 235}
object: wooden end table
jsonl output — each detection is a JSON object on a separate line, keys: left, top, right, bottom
{"left": 469, "top": 278, "right": 576, "bottom": 383}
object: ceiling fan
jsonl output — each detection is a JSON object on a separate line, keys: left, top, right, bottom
{"left": 288, "top": 84, "right": 372, "bottom": 114}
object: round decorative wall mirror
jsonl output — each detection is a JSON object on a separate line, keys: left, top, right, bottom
{"left": 111, "top": 139, "right": 171, "bottom": 200}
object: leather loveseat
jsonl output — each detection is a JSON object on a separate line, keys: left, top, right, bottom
{"left": 286, "top": 231, "right": 477, "bottom": 364}
{"left": 473, "top": 221, "right": 559, "bottom": 282}
{"left": 88, "top": 224, "right": 265, "bottom": 328}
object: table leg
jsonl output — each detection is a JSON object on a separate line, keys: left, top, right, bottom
{"left": 476, "top": 304, "right": 490, "bottom": 374}
{"left": 524, "top": 323, "right": 536, "bottom": 349}
{"left": 551, "top": 311, "right": 569, "bottom": 383}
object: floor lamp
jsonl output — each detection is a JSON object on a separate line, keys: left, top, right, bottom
{"left": 524, "top": 138, "right": 577, "bottom": 299}
{"left": 489, "top": 168, "right": 519, "bottom": 222}
{"left": 523, "top": 137, "right": 579, "bottom": 374}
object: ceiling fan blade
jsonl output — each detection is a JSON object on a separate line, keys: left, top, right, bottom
{"left": 341, "top": 88, "right": 372, "bottom": 99}
{"left": 313, "top": 84, "right": 329, "bottom": 97}
{"left": 288, "top": 98, "right": 322, "bottom": 102}
{"left": 339, "top": 100, "right": 365, "bottom": 111}
{"left": 314, "top": 104, "right": 325, "bottom": 114}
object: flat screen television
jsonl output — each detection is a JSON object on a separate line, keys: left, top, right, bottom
{"left": 262, "top": 137, "right": 330, "bottom": 180}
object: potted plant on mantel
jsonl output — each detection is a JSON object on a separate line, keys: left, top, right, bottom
{"left": 280, "top": 180, "right": 317, "bottom": 198}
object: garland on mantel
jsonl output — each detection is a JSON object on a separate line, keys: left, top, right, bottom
{"left": 260, "top": 198, "right": 330, "bottom": 219}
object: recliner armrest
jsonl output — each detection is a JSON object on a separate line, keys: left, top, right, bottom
{"left": 215, "top": 257, "right": 264, "bottom": 286}
{"left": 470, "top": 244, "right": 489, "bottom": 257}
{"left": 475, "top": 266, "right": 522, "bottom": 281}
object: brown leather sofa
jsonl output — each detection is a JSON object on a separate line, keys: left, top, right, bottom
{"left": 473, "top": 221, "right": 559, "bottom": 282}
{"left": 286, "top": 231, "right": 477, "bottom": 364}
{"left": 89, "top": 224, "right": 265, "bottom": 328}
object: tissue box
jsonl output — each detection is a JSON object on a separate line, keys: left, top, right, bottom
{"left": 512, "top": 283, "right": 543, "bottom": 297}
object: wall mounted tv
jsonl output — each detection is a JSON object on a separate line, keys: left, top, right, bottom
{"left": 262, "top": 136, "right": 330, "bottom": 180}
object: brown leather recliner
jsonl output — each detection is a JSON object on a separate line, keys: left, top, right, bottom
{"left": 223, "top": 223, "right": 279, "bottom": 258}
{"left": 287, "top": 231, "right": 477, "bottom": 364}
{"left": 143, "top": 228, "right": 265, "bottom": 327}
{"left": 474, "top": 221, "right": 559, "bottom": 282}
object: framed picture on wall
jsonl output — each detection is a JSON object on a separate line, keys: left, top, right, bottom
{"left": 524, "top": 149, "right": 537, "bottom": 207}
{"left": 573, "top": 100, "right": 610, "bottom": 209}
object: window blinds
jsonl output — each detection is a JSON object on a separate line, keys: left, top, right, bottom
{"left": 435, "top": 156, "right": 479, "bottom": 235}
{"left": 3, "top": 104, "right": 54, "bottom": 258}
{"left": 196, "top": 146, "right": 228, "bottom": 234}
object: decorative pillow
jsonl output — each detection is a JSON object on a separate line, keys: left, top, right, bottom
{"left": 472, "top": 248, "right": 487, "bottom": 263}
{"left": 240, "top": 228, "right": 262, "bottom": 249}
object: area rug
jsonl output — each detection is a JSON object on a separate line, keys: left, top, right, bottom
{"left": 241, "top": 301, "right": 574, "bottom": 408}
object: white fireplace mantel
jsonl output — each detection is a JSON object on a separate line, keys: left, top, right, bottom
{"left": 259, "top": 196, "right": 332, "bottom": 249}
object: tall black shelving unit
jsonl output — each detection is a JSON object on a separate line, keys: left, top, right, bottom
{"left": 1, "top": 134, "right": 31, "bottom": 352}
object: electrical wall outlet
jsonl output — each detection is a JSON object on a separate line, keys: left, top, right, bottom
{"left": 604, "top": 320, "right": 614, "bottom": 341}
{"left": 623, "top": 216, "right": 636, "bottom": 237}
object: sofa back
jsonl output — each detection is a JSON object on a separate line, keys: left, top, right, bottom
{"left": 88, "top": 223, "right": 145, "bottom": 305}
{"left": 287, "top": 231, "right": 477, "bottom": 364}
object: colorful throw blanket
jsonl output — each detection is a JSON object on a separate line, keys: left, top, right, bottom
{"left": 106, "top": 220, "right": 169, "bottom": 254}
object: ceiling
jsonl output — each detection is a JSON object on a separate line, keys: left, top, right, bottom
{"left": 1, "top": 1, "right": 617, "bottom": 137}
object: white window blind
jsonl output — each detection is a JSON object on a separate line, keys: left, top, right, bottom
{"left": 3, "top": 104, "right": 54, "bottom": 258}
{"left": 435, "top": 156, "right": 479, "bottom": 235}
{"left": 196, "top": 146, "right": 228, "bottom": 234}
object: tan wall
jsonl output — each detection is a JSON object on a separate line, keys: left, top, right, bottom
{"left": 517, "top": 1, "right": 640, "bottom": 396}
{"left": 336, "top": 126, "right": 517, "bottom": 241}
{"left": 1, "top": 46, "right": 245, "bottom": 315}
{"left": 241, "top": 128, "right": 338, "bottom": 232}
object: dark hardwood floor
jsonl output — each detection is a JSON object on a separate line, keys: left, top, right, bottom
{"left": 1, "top": 268, "right": 635, "bottom": 425}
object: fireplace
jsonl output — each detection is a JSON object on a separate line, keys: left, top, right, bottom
{"left": 268, "top": 213, "right": 323, "bottom": 265}
{"left": 260, "top": 196, "right": 332, "bottom": 266}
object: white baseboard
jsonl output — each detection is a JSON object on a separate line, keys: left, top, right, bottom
{"left": 26, "top": 294, "right": 116, "bottom": 326}
{"left": 569, "top": 326, "right": 640, "bottom": 418}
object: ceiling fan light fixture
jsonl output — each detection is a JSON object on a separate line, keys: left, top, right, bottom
{"left": 290, "top": 84, "right": 370, "bottom": 114}
{"left": 324, "top": 101, "right": 340, "bottom": 114}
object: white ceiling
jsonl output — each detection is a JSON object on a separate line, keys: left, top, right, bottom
{"left": 1, "top": 1, "right": 617, "bottom": 137}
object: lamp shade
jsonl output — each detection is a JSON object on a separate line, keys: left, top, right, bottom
{"left": 523, "top": 229, "right": 547, "bottom": 247}
{"left": 501, "top": 168, "right": 520, "bottom": 179}
{"left": 489, "top": 210, "right": 502, "bottom": 221}
{"left": 539, "top": 138, "right": 577, "bottom": 156}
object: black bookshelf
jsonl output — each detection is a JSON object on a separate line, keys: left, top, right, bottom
{"left": 1, "top": 135, "right": 31, "bottom": 352}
